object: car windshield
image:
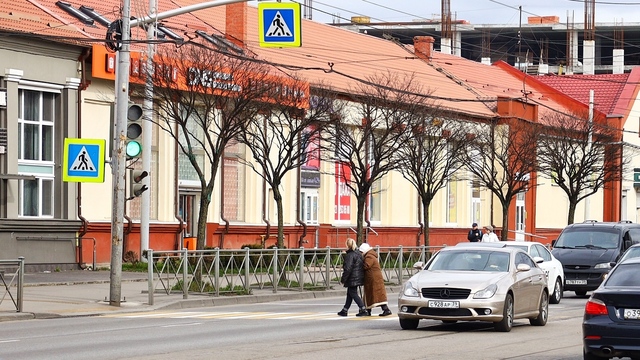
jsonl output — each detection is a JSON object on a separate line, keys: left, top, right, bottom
{"left": 554, "top": 228, "right": 619, "bottom": 249}
{"left": 620, "top": 247, "right": 640, "bottom": 262}
{"left": 604, "top": 263, "right": 640, "bottom": 287}
{"left": 427, "top": 251, "right": 510, "bottom": 272}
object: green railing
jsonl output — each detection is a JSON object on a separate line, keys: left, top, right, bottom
{"left": 146, "top": 246, "right": 443, "bottom": 305}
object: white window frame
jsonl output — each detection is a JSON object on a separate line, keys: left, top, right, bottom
{"left": 18, "top": 86, "right": 58, "bottom": 218}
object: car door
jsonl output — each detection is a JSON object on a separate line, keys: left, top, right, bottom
{"left": 515, "top": 252, "right": 545, "bottom": 312}
{"left": 532, "top": 244, "right": 561, "bottom": 287}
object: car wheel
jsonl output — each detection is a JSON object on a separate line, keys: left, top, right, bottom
{"left": 583, "top": 348, "right": 606, "bottom": 360}
{"left": 494, "top": 294, "right": 514, "bottom": 332}
{"left": 441, "top": 320, "right": 458, "bottom": 324}
{"left": 529, "top": 291, "right": 548, "bottom": 326}
{"left": 399, "top": 318, "right": 419, "bottom": 330}
{"left": 576, "top": 291, "right": 587, "bottom": 297}
{"left": 550, "top": 277, "right": 563, "bottom": 304}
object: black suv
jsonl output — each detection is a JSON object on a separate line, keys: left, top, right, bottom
{"left": 551, "top": 221, "right": 640, "bottom": 296}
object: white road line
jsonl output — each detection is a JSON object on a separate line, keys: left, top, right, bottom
{"left": 161, "top": 322, "right": 203, "bottom": 328}
{"left": 0, "top": 340, "right": 20, "bottom": 344}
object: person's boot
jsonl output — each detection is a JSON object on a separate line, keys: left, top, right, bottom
{"left": 356, "top": 308, "right": 370, "bottom": 317}
{"left": 380, "top": 305, "right": 392, "bottom": 317}
{"left": 337, "top": 309, "right": 348, "bottom": 316}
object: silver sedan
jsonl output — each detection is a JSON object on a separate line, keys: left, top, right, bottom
{"left": 397, "top": 243, "right": 549, "bottom": 332}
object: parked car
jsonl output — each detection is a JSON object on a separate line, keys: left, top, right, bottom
{"left": 582, "top": 257, "right": 640, "bottom": 360}
{"left": 619, "top": 243, "right": 640, "bottom": 263}
{"left": 552, "top": 221, "right": 640, "bottom": 296}
{"left": 503, "top": 241, "right": 565, "bottom": 304}
{"left": 397, "top": 242, "right": 549, "bottom": 332}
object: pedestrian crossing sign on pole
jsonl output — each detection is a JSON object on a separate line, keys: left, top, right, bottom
{"left": 258, "top": 2, "right": 301, "bottom": 48}
{"left": 63, "top": 138, "right": 106, "bottom": 183}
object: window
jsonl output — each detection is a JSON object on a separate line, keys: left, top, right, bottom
{"left": 369, "top": 178, "right": 381, "bottom": 222}
{"left": 223, "top": 140, "right": 245, "bottom": 222}
{"left": 300, "top": 190, "right": 318, "bottom": 225}
{"left": 18, "top": 89, "right": 56, "bottom": 217}
{"left": 446, "top": 178, "right": 458, "bottom": 224}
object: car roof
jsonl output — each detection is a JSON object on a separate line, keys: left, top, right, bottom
{"left": 561, "top": 220, "right": 640, "bottom": 231}
{"left": 618, "top": 256, "right": 640, "bottom": 265}
{"left": 451, "top": 242, "right": 524, "bottom": 254}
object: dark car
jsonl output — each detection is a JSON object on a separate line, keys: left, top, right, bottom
{"left": 552, "top": 221, "right": 640, "bottom": 296}
{"left": 582, "top": 257, "right": 640, "bottom": 360}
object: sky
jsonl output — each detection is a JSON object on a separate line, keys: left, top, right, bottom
{"left": 304, "top": 0, "right": 640, "bottom": 25}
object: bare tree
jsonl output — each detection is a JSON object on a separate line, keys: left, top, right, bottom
{"left": 537, "top": 111, "right": 627, "bottom": 224}
{"left": 236, "top": 84, "right": 339, "bottom": 248}
{"left": 397, "top": 114, "right": 471, "bottom": 247}
{"left": 324, "top": 72, "right": 418, "bottom": 245}
{"left": 464, "top": 118, "right": 539, "bottom": 241}
{"left": 143, "top": 43, "right": 276, "bottom": 250}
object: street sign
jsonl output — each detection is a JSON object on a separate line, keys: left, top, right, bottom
{"left": 258, "top": 2, "right": 301, "bottom": 48}
{"left": 63, "top": 138, "right": 106, "bottom": 183}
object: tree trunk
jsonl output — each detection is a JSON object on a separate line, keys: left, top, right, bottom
{"left": 422, "top": 198, "right": 430, "bottom": 247}
{"left": 273, "top": 186, "right": 285, "bottom": 249}
{"left": 501, "top": 201, "right": 510, "bottom": 241}
{"left": 196, "top": 187, "right": 213, "bottom": 250}
{"left": 356, "top": 196, "right": 366, "bottom": 245}
{"left": 567, "top": 200, "right": 577, "bottom": 225}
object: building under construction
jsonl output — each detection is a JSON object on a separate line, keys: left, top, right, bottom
{"left": 330, "top": 0, "right": 634, "bottom": 75}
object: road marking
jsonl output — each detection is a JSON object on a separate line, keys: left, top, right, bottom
{"left": 104, "top": 311, "right": 397, "bottom": 321}
{"left": 161, "top": 322, "right": 202, "bottom": 328}
{"left": 0, "top": 339, "right": 20, "bottom": 344}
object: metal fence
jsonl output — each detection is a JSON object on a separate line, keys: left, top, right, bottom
{"left": 0, "top": 257, "right": 25, "bottom": 312}
{"left": 146, "top": 246, "right": 444, "bottom": 305}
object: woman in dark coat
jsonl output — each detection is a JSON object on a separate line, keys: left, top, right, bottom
{"left": 338, "top": 238, "right": 368, "bottom": 317}
{"left": 359, "top": 242, "right": 392, "bottom": 316}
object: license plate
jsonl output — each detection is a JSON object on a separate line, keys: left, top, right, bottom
{"left": 624, "top": 309, "right": 640, "bottom": 320}
{"left": 428, "top": 300, "right": 460, "bottom": 308}
{"left": 566, "top": 280, "right": 587, "bottom": 285}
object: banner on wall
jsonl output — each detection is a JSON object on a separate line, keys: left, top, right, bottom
{"left": 335, "top": 162, "right": 351, "bottom": 221}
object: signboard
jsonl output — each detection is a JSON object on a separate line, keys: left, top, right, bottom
{"left": 335, "top": 162, "right": 351, "bottom": 221}
{"left": 63, "top": 138, "right": 106, "bottom": 183}
{"left": 258, "top": 2, "right": 302, "bottom": 48}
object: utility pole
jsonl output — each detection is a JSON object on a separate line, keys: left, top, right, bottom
{"left": 584, "top": 89, "right": 594, "bottom": 221}
{"left": 109, "top": 0, "right": 133, "bottom": 306}
{"left": 108, "top": 0, "right": 248, "bottom": 306}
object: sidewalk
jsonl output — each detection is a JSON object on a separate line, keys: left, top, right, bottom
{"left": 0, "top": 270, "right": 353, "bottom": 322}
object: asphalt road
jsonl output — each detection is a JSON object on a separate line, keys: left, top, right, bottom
{"left": 0, "top": 292, "right": 589, "bottom": 360}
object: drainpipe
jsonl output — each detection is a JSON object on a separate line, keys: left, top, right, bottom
{"left": 173, "top": 134, "right": 184, "bottom": 250}
{"left": 219, "top": 150, "right": 229, "bottom": 248}
{"left": 416, "top": 195, "right": 423, "bottom": 246}
{"left": 296, "top": 131, "right": 307, "bottom": 248}
{"left": 76, "top": 47, "right": 91, "bottom": 267}
{"left": 260, "top": 114, "right": 271, "bottom": 247}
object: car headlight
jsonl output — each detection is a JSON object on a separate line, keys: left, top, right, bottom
{"left": 473, "top": 283, "right": 498, "bottom": 299}
{"left": 594, "top": 262, "right": 613, "bottom": 270}
{"left": 402, "top": 282, "right": 420, "bottom": 297}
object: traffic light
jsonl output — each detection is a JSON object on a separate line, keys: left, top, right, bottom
{"left": 126, "top": 103, "right": 143, "bottom": 160}
{"left": 129, "top": 169, "right": 149, "bottom": 198}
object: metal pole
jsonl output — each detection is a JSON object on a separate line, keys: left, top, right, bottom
{"left": 110, "top": 0, "right": 133, "bottom": 306}
{"left": 17, "top": 256, "right": 24, "bottom": 312}
{"left": 140, "top": 0, "right": 156, "bottom": 259}
{"left": 182, "top": 247, "right": 188, "bottom": 299}
{"left": 584, "top": 89, "right": 594, "bottom": 220}
{"left": 147, "top": 249, "right": 154, "bottom": 305}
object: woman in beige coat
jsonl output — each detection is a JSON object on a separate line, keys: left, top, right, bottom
{"left": 359, "top": 243, "right": 392, "bottom": 316}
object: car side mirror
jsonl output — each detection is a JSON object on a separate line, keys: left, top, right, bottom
{"left": 533, "top": 256, "right": 544, "bottom": 264}
{"left": 516, "top": 263, "right": 531, "bottom": 272}
{"left": 413, "top": 261, "right": 424, "bottom": 270}
{"left": 625, "top": 240, "right": 632, "bottom": 249}
{"left": 551, "top": 239, "right": 557, "bottom": 247}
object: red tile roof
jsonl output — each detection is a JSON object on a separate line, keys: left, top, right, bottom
{"left": 535, "top": 73, "right": 629, "bottom": 115}
{"left": 1, "top": 0, "right": 585, "bottom": 123}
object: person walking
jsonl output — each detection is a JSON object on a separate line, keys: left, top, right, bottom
{"left": 337, "top": 238, "right": 368, "bottom": 317}
{"left": 467, "top": 222, "right": 482, "bottom": 242}
{"left": 482, "top": 225, "right": 500, "bottom": 242}
{"left": 359, "top": 242, "right": 392, "bottom": 316}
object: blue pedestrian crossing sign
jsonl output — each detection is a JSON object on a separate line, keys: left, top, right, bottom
{"left": 258, "top": 2, "right": 301, "bottom": 48}
{"left": 63, "top": 138, "right": 106, "bottom": 183}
